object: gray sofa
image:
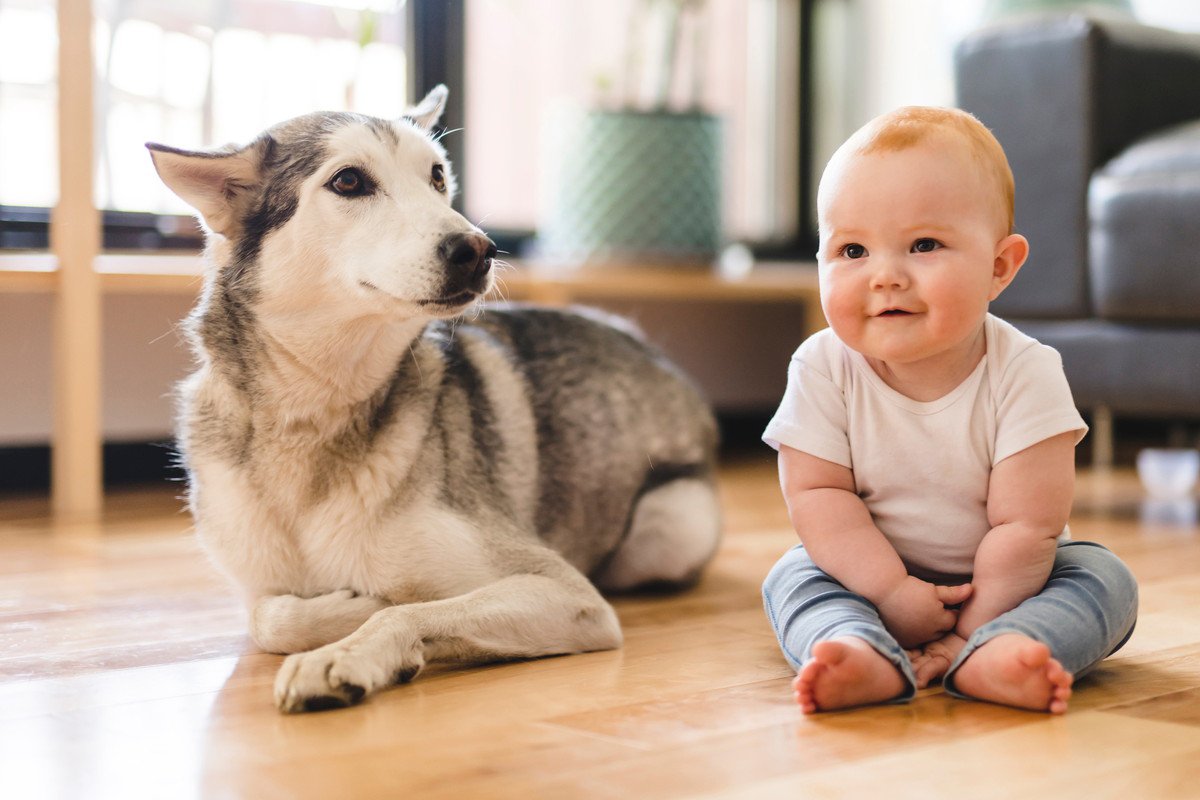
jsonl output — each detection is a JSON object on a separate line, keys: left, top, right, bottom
{"left": 955, "top": 13, "right": 1200, "bottom": 453}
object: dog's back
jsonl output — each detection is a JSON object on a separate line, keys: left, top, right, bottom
{"left": 423, "top": 305, "right": 717, "bottom": 575}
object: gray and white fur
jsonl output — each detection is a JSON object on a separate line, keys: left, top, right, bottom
{"left": 147, "top": 86, "right": 721, "bottom": 713}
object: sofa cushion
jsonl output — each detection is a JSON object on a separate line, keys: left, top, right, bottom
{"left": 958, "top": 15, "right": 1200, "bottom": 321}
{"left": 1010, "top": 318, "right": 1200, "bottom": 416}
{"left": 1089, "top": 120, "right": 1200, "bottom": 322}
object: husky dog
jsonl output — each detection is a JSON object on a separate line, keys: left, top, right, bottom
{"left": 147, "top": 86, "right": 720, "bottom": 713}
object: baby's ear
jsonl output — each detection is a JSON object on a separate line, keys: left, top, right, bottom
{"left": 989, "top": 233, "right": 1029, "bottom": 301}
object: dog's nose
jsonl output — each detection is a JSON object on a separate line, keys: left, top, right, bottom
{"left": 439, "top": 232, "right": 496, "bottom": 281}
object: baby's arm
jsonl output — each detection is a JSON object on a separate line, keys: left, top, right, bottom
{"left": 955, "top": 431, "right": 1077, "bottom": 638}
{"left": 779, "top": 445, "right": 969, "bottom": 648}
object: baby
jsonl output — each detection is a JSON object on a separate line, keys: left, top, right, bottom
{"left": 761, "top": 107, "right": 1138, "bottom": 714}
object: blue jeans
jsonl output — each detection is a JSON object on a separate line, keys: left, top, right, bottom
{"left": 761, "top": 541, "right": 1138, "bottom": 701}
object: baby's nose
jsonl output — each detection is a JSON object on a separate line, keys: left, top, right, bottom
{"left": 868, "top": 256, "right": 909, "bottom": 289}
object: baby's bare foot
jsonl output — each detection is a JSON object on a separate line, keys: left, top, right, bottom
{"left": 951, "top": 634, "right": 1073, "bottom": 714}
{"left": 792, "top": 637, "right": 907, "bottom": 714}
{"left": 909, "top": 648, "right": 951, "bottom": 689}
{"left": 909, "top": 632, "right": 968, "bottom": 689}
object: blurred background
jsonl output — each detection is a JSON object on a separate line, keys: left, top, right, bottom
{"left": 2, "top": 0, "right": 1199, "bottom": 496}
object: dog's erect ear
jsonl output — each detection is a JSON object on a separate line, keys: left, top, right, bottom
{"left": 406, "top": 84, "right": 448, "bottom": 131}
{"left": 145, "top": 140, "right": 267, "bottom": 237}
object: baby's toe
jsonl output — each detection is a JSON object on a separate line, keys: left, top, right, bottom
{"left": 1047, "top": 660, "right": 1073, "bottom": 687}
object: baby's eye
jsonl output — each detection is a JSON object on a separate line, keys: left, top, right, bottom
{"left": 840, "top": 243, "right": 867, "bottom": 259}
{"left": 911, "top": 238, "right": 942, "bottom": 253}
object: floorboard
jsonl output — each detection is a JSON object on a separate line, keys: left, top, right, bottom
{"left": 1, "top": 452, "right": 1198, "bottom": 799}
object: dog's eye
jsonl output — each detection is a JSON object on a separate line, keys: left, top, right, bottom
{"left": 329, "top": 167, "right": 368, "bottom": 197}
{"left": 431, "top": 163, "right": 446, "bottom": 193}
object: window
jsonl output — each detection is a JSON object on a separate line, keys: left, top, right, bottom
{"left": 0, "top": 0, "right": 58, "bottom": 211}
{"left": 0, "top": 0, "right": 409, "bottom": 247}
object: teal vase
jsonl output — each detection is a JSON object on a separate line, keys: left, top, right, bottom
{"left": 539, "top": 109, "right": 723, "bottom": 266}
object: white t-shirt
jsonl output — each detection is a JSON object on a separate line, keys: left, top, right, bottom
{"left": 763, "top": 314, "right": 1087, "bottom": 579}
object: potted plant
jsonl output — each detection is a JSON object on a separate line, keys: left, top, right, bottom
{"left": 538, "top": 0, "right": 723, "bottom": 267}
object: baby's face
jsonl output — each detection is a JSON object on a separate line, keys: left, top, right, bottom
{"left": 816, "top": 137, "right": 1009, "bottom": 368}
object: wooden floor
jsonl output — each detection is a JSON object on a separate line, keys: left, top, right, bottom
{"left": 2, "top": 453, "right": 1199, "bottom": 799}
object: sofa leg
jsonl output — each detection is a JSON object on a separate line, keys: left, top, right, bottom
{"left": 1092, "top": 405, "right": 1114, "bottom": 470}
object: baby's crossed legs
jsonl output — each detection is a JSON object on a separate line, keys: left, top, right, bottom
{"left": 763, "top": 542, "right": 1137, "bottom": 714}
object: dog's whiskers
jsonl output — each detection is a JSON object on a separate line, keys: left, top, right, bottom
{"left": 489, "top": 259, "right": 516, "bottom": 303}
{"left": 491, "top": 277, "right": 511, "bottom": 304}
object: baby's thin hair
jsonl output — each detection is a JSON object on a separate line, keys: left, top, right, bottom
{"left": 851, "top": 106, "right": 1015, "bottom": 234}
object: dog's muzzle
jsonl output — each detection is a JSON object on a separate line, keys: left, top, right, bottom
{"left": 439, "top": 232, "right": 497, "bottom": 296}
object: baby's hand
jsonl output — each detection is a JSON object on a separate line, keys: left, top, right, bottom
{"left": 876, "top": 577, "right": 972, "bottom": 649}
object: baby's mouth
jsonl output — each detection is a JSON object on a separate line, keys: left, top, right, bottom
{"left": 877, "top": 308, "right": 913, "bottom": 317}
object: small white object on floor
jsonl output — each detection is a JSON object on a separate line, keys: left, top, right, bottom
{"left": 1136, "top": 448, "right": 1200, "bottom": 499}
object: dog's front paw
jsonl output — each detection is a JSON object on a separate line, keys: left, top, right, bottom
{"left": 273, "top": 635, "right": 424, "bottom": 713}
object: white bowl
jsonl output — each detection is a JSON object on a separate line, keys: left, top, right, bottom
{"left": 1136, "top": 448, "right": 1200, "bottom": 499}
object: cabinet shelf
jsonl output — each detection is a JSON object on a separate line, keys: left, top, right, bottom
{"left": 2, "top": 251, "right": 821, "bottom": 308}
{"left": 3, "top": 249, "right": 822, "bottom": 517}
